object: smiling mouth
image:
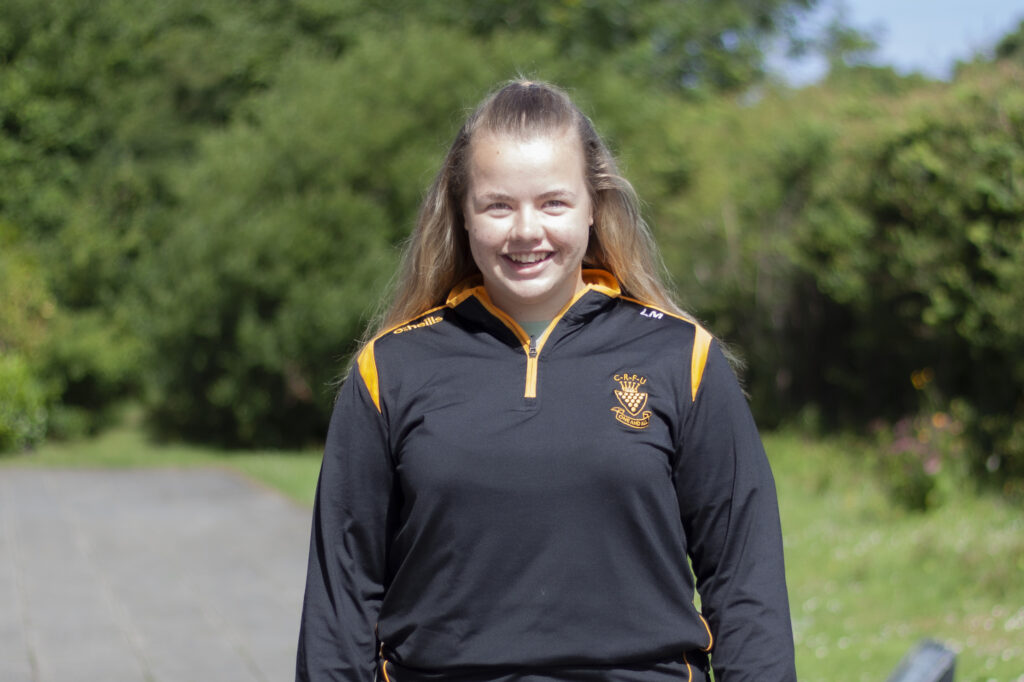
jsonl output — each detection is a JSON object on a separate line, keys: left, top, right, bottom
{"left": 504, "top": 252, "right": 552, "bottom": 266}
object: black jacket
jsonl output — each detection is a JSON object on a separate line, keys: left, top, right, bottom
{"left": 297, "top": 270, "right": 795, "bottom": 681}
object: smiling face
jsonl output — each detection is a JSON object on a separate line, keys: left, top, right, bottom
{"left": 463, "top": 128, "right": 594, "bottom": 323}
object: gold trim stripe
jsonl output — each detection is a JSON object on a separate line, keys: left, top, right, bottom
{"left": 699, "top": 613, "right": 714, "bottom": 652}
{"left": 691, "top": 327, "right": 713, "bottom": 402}
{"left": 356, "top": 343, "right": 380, "bottom": 412}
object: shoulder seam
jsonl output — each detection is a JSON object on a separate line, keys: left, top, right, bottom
{"left": 618, "top": 295, "right": 695, "bottom": 324}
{"left": 356, "top": 305, "right": 448, "bottom": 413}
{"left": 617, "top": 296, "right": 713, "bottom": 401}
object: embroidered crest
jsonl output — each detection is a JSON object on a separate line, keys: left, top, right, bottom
{"left": 611, "top": 373, "right": 652, "bottom": 429}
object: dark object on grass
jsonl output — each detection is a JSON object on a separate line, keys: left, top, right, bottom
{"left": 886, "top": 639, "right": 956, "bottom": 682}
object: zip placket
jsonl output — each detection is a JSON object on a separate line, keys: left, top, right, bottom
{"left": 470, "top": 300, "right": 538, "bottom": 398}
{"left": 472, "top": 287, "right": 592, "bottom": 399}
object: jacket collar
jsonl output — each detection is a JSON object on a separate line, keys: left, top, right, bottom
{"left": 445, "top": 268, "right": 621, "bottom": 344}
{"left": 445, "top": 268, "right": 621, "bottom": 308}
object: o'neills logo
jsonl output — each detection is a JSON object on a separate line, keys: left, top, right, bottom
{"left": 392, "top": 315, "right": 442, "bottom": 334}
{"left": 611, "top": 373, "right": 651, "bottom": 429}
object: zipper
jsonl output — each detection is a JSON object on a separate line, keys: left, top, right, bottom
{"left": 525, "top": 338, "right": 539, "bottom": 398}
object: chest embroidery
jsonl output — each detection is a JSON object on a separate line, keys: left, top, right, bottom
{"left": 392, "top": 315, "right": 443, "bottom": 334}
{"left": 611, "top": 373, "right": 652, "bottom": 429}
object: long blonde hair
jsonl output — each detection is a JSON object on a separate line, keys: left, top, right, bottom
{"left": 366, "top": 79, "right": 696, "bottom": 344}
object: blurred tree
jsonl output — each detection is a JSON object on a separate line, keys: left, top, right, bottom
{"left": 0, "top": 223, "right": 54, "bottom": 450}
{"left": 0, "top": 0, "right": 338, "bottom": 430}
{"left": 994, "top": 19, "right": 1024, "bottom": 61}
{"left": 790, "top": 62, "right": 1024, "bottom": 480}
{"left": 136, "top": 27, "right": 554, "bottom": 445}
{"left": 313, "top": 0, "right": 820, "bottom": 95}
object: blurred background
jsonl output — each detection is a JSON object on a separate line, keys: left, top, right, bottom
{"left": 1, "top": 1, "right": 1022, "bottom": 679}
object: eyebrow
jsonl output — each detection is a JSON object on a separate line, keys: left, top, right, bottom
{"left": 475, "top": 192, "right": 513, "bottom": 203}
{"left": 473, "top": 189, "right": 577, "bottom": 203}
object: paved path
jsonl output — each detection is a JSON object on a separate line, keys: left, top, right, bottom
{"left": 0, "top": 468, "right": 312, "bottom": 682}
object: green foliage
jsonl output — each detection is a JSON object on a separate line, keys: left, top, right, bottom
{"left": 0, "top": 226, "right": 55, "bottom": 450}
{"left": 0, "top": 0, "right": 374, "bottom": 437}
{"left": 312, "top": 0, "right": 818, "bottom": 95}
{"left": 38, "top": 308, "right": 144, "bottom": 437}
{"left": 869, "top": 406, "right": 969, "bottom": 512}
{"left": 1, "top": 0, "right": 301, "bottom": 427}
{"left": 0, "top": 224, "right": 55, "bottom": 352}
{"left": 0, "top": 352, "right": 48, "bottom": 452}
{"left": 994, "top": 19, "right": 1024, "bottom": 61}
{"left": 791, "top": 63, "right": 1024, "bottom": 482}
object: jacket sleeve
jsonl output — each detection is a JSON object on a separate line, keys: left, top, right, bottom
{"left": 296, "top": 368, "right": 394, "bottom": 681}
{"left": 674, "top": 341, "right": 796, "bottom": 681}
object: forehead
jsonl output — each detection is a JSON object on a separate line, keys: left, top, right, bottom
{"left": 466, "top": 128, "right": 585, "bottom": 181}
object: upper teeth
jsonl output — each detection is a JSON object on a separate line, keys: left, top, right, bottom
{"left": 509, "top": 252, "right": 548, "bottom": 264}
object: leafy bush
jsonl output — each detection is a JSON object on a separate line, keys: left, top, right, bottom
{"left": 792, "top": 63, "right": 1024, "bottom": 483}
{"left": 0, "top": 353, "right": 48, "bottom": 452}
{"left": 0, "top": 226, "right": 54, "bottom": 450}
{"left": 870, "top": 405, "right": 968, "bottom": 512}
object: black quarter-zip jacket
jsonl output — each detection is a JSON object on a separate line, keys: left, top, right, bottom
{"left": 297, "top": 270, "right": 795, "bottom": 682}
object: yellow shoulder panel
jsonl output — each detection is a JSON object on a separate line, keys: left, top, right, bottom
{"left": 356, "top": 342, "right": 381, "bottom": 413}
{"left": 690, "top": 326, "right": 713, "bottom": 402}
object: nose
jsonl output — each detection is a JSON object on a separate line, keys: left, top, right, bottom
{"left": 510, "top": 206, "right": 543, "bottom": 241}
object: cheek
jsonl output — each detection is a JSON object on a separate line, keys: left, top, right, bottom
{"left": 553, "top": 220, "right": 592, "bottom": 255}
{"left": 469, "top": 213, "right": 513, "bottom": 242}
{"left": 465, "top": 220, "right": 500, "bottom": 262}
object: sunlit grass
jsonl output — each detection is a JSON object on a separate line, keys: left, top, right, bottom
{"left": 4, "top": 426, "right": 1021, "bottom": 680}
{"left": 0, "top": 424, "right": 323, "bottom": 505}
{"left": 766, "top": 431, "right": 1024, "bottom": 682}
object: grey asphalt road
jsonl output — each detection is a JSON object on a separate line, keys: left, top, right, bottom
{"left": 0, "top": 468, "right": 313, "bottom": 682}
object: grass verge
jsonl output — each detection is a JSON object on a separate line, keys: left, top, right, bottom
{"left": 0, "top": 424, "right": 322, "bottom": 505}
{"left": 767, "top": 430, "right": 1024, "bottom": 682}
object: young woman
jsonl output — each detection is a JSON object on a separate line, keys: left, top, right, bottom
{"left": 296, "top": 80, "right": 795, "bottom": 682}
